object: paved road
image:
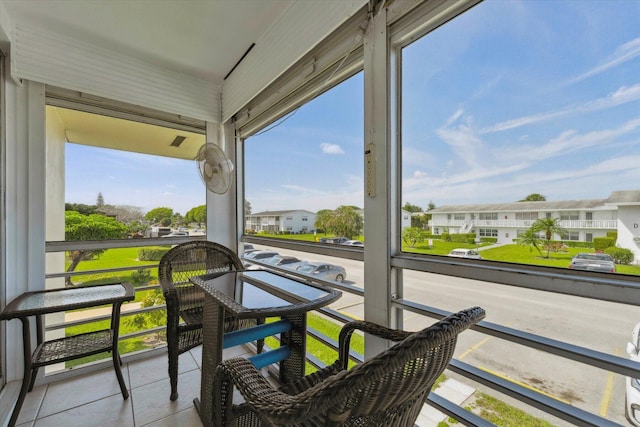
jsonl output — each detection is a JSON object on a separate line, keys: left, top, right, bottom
{"left": 250, "top": 244, "right": 636, "bottom": 426}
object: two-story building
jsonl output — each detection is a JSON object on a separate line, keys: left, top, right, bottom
{"left": 428, "top": 189, "right": 640, "bottom": 260}
{"left": 246, "top": 209, "right": 316, "bottom": 234}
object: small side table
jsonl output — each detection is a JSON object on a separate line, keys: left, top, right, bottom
{"left": 0, "top": 282, "right": 135, "bottom": 427}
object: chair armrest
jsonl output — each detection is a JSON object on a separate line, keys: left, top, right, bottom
{"left": 216, "top": 357, "right": 347, "bottom": 425}
{"left": 337, "top": 321, "right": 413, "bottom": 367}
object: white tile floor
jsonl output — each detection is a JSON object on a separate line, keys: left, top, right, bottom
{"left": 13, "top": 345, "right": 251, "bottom": 427}
{"left": 11, "top": 345, "right": 456, "bottom": 426}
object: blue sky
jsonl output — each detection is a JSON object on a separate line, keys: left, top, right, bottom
{"left": 66, "top": 0, "right": 640, "bottom": 215}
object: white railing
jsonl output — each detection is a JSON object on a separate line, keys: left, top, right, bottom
{"left": 431, "top": 219, "right": 618, "bottom": 229}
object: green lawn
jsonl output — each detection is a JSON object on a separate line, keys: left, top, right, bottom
{"left": 69, "top": 246, "right": 167, "bottom": 285}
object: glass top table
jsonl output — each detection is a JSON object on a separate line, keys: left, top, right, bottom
{"left": 0, "top": 282, "right": 135, "bottom": 427}
{"left": 190, "top": 269, "right": 342, "bottom": 427}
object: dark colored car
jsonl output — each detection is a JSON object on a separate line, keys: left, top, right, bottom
{"left": 568, "top": 252, "right": 616, "bottom": 273}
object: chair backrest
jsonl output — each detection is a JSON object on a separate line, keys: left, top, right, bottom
{"left": 158, "top": 241, "right": 243, "bottom": 291}
{"left": 314, "top": 307, "right": 485, "bottom": 425}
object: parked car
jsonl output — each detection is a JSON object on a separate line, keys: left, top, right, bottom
{"left": 242, "top": 250, "right": 279, "bottom": 266}
{"left": 568, "top": 252, "right": 616, "bottom": 273}
{"left": 265, "top": 255, "right": 302, "bottom": 266}
{"left": 342, "top": 240, "right": 364, "bottom": 247}
{"left": 324, "top": 237, "right": 349, "bottom": 244}
{"left": 160, "top": 231, "right": 189, "bottom": 237}
{"left": 626, "top": 322, "right": 640, "bottom": 426}
{"left": 295, "top": 262, "right": 346, "bottom": 283}
{"left": 447, "top": 248, "right": 482, "bottom": 259}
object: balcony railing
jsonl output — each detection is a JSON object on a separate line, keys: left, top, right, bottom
{"left": 37, "top": 236, "right": 640, "bottom": 426}
{"left": 431, "top": 219, "right": 618, "bottom": 230}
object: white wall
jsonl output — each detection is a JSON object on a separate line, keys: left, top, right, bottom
{"left": 616, "top": 206, "right": 640, "bottom": 263}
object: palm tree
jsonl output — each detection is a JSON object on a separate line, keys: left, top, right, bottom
{"left": 532, "top": 217, "right": 567, "bottom": 258}
{"left": 518, "top": 228, "right": 543, "bottom": 257}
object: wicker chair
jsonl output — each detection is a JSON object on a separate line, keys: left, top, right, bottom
{"left": 159, "top": 240, "right": 248, "bottom": 401}
{"left": 213, "top": 306, "right": 485, "bottom": 426}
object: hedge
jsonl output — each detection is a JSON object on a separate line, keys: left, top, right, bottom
{"left": 138, "top": 247, "right": 172, "bottom": 261}
{"left": 593, "top": 237, "right": 615, "bottom": 252}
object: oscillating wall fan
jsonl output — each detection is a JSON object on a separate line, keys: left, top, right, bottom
{"left": 195, "top": 143, "right": 234, "bottom": 194}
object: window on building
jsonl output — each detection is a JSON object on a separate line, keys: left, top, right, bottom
{"left": 566, "top": 231, "right": 580, "bottom": 241}
{"left": 560, "top": 211, "right": 579, "bottom": 221}
{"left": 516, "top": 212, "right": 538, "bottom": 221}
{"left": 286, "top": 216, "right": 293, "bottom": 220}
{"left": 302, "top": 217, "right": 308, "bottom": 221}
{"left": 454, "top": 213, "right": 465, "bottom": 220}
{"left": 479, "top": 229, "right": 498, "bottom": 237}
{"left": 478, "top": 213, "right": 498, "bottom": 221}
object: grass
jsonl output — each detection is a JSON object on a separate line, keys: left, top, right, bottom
{"left": 68, "top": 246, "right": 167, "bottom": 285}
{"left": 436, "top": 392, "right": 555, "bottom": 427}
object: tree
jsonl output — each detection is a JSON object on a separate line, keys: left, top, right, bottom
{"left": 65, "top": 211, "right": 129, "bottom": 286}
{"left": 65, "top": 203, "right": 97, "bottom": 215}
{"left": 519, "top": 193, "right": 546, "bottom": 202}
{"left": 145, "top": 207, "right": 174, "bottom": 225}
{"left": 185, "top": 205, "right": 206, "bottom": 227}
{"left": 402, "top": 227, "right": 424, "bottom": 247}
{"left": 245, "top": 200, "right": 252, "bottom": 216}
{"left": 410, "top": 214, "right": 429, "bottom": 229}
{"left": 172, "top": 212, "right": 184, "bottom": 227}
{"left": 328, "top": 205, "right": 363, "bottom": 239}
{"left": 517, "top": 228, "right": 544, "bottom": 257}
{"left": 531, "top": 217, "right": 567, "bottom": 258}
{"left": 96, "top": 192, "right": 105, "bottom": 207}
{"left": 427, "top": 201, "right": 436, "bottom": 211}
{"left": 314, "top": 209, "right": 334, "bottom": 234}
{"left": 97, "top": 204, "right": 144, "bottom": 224}
{"left": 402, "top": 202, "right": 423, "bottom": 213}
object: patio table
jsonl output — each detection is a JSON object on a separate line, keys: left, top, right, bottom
{"left": 0, "top": 282, "right": 134, "bottom": 427}
{"left": 190, "top": 269, "right": 341, "bottom": 427}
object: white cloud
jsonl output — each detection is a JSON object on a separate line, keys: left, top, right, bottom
{"left": 481, "top": 83, "right": 640, "bottom": 134}
{"left": 436, "top": 110, "right": 483, "bottom": 168}
{"left": 569, "top": 37, "right": 640, "bottom": 84}
{"left": 496, "top": 117, "right": 640, "bottom": 163}
{"left": 320, "top": 143, "right": 345, "bottom": 154}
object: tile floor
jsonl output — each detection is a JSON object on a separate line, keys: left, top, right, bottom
{"left": 14, "top": 345, "right": 250, "bottom": 427}
{"left": 12, "top": 345, "right": 456, "bottom": 426}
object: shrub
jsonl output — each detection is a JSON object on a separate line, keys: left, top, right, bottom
{"left": 605, "top": 247, "right": 634, "bottom": 264}
{"left": 606, "top": 231, "right": 618, "bottom": 241}
{"left": 129, "top": 269, "right": 152, "bottom": 286}
{"left": 138, "top": 247, "right": 171, "bottom": 261}
{"left": 480, "top": 237, "right": 498, "bottom": 243}
{"left": 441, "top": 232, "right": 451, "bottom": 242}
{"left": 449, "top": 233, "right": 476, "bottom": 243}
{"left": 561, "top": 240, "right": 594, "bottom": 249}
{"left": 543, "top": 242, "right": 568, "bottom": 253}
{"left": 593, "top": 237, "right": 615, "bottom": 252}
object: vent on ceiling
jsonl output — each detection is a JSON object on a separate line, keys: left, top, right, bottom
{"left": 170, "top": 135, "right": 187, "bottom": 147}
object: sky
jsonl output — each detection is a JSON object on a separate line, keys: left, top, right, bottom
{"left": 66, "top": 0, "right": 640, "bottom": 215}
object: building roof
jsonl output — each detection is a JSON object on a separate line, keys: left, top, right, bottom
{"left": 428, "top": 199, "right": 608, "bottom": 213}
{"left": 249, "top": 209, "right": 316, "bottom": 217}
{"left": 606, "top": 190, "right": 640, "bottom": 205}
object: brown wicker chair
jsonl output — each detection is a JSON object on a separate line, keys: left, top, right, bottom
{"left": 158, "top": 240, "right": 248, "bottom": 401}
{"left": 213, "top": 306, "right": 485, "bottom": 426}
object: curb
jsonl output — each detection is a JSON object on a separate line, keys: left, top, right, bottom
{"left": 416, "top": 378, "right": 476, "bottom": 426}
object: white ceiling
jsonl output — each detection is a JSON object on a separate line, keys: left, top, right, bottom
{"left": 3, "top": 0, "right": 296, "bottom": 158}
{"left": 2, "top": 0, "right": 294, "bottom": 85}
